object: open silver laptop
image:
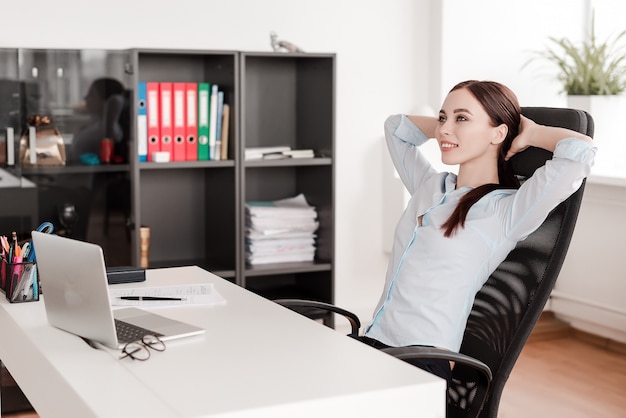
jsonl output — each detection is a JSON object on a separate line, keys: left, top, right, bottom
{"left": 31, "top": 231, "right": 205, "bottom": 349}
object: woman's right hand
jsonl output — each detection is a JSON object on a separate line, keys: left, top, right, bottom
{"left": 506, "top": 115, "right": 592, "bottom": 161}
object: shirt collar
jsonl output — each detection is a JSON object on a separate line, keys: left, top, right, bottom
{"left": 445, "top": 172, "right": 475, "bottom": 195}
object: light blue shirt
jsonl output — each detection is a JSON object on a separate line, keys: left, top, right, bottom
{"left": 364, "top": 114, "right": 596, "bottom": 352}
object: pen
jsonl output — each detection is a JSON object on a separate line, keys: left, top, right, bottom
{"left": 1, "top": 236, "right": 9, "bottom": 254}
{"left": 118, "top": 296, "right": 185, "bottom": 301}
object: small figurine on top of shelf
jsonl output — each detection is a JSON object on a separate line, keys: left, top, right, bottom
{"left": 270, "top": 31, "right": 304, "bottom": 53}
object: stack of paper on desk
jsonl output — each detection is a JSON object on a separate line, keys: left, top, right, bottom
{"left": 245, "top": 194, "right": 319, "bottom": 265}
{"left": 109, "top": 283, "right": 226, "bottom": 307}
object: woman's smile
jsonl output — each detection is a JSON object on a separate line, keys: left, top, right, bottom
{"left": 439, "top": 141, "right": 458, "bottom": 151}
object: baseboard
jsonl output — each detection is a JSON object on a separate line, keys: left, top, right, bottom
{"left": 530, "top": 311, "right": 626, "bottom": 355}
{"left": 529, "top": 311, "right": 572, "bottom": 342}
{"left": 550, "top": 292, "right": 626, "bottom": 344}
{"left": 571, "top": 328, "right": 626, "bottom": 356}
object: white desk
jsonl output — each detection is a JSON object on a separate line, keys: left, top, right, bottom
{"left": 0, "top": 266, "right": 444, "bottom": 417}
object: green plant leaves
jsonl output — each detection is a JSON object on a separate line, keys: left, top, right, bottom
{"left": 525, "top": 16, "right": 626, "bottom": 95}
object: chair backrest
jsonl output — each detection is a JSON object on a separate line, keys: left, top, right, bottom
{"left": 448, "top": 107, "right": 593, "bottom": 418}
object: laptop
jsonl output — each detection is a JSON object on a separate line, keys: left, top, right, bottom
{"left": 31, "top": 231, "right": 205, "bottom": 349}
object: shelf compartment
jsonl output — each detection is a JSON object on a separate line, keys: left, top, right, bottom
{"left": 243, "top": 165, "right": 334, "bottom": 264}
{"left": 138, "top": 167, "right": 236, "bottom": 269}
{"left": 245, "top": 271, "right": 334, "bottom": 326}
{"left": 245, "top": 270, "right": 333, "bottom": 303}
{"left": 136, "top": 50, "right": 237, "bottom": 87}
{"left": 134, "top": 50, "right": 238, "bottom": 162}
{"left": 244, "top": 165, "right": 333, "bottom": 205}
{"left": 240, "top": 53, "right": 334, "bottom": 158}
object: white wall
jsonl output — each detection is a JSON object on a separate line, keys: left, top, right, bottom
{"left": 437, "top": 0, "right": 587, "bottom": 109}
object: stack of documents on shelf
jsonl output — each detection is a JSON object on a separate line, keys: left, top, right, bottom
{"left": 245, "top": 194, "right": 319, "bottom": 265}
{"left": 283, "top": 149, "right": 315, "bottom": 158}
{"left": 245, "top": 146, "right": 314, "bottom": 160}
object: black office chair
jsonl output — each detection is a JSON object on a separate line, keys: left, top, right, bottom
{"left": 276, "top": 107, "right": 593, "bottom": 418}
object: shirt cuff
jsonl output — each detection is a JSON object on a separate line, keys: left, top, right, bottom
{"left": 554, "top": 138, "right": 597, "bottom": 163}
{"left": 392, "top": 114, "right": 430, "bottom": 146}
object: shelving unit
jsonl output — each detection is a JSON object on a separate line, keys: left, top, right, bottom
{"left": 239, "top": 52, "right": 335, "bottom": 306}
{"left": 129, "top": 49, "right": 239, "bottom": 280}
{"left": 1, "top": 48, "right": 335, "bottom": 309}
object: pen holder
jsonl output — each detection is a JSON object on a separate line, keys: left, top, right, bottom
{"left": 1, "top": 257, "right": 39, "bottom": 303}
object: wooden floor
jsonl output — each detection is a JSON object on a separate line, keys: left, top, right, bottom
{"left": 499, "top": 332, "right": 626, "bottom": 417}
{"left": 3, "top": 324, "right": 625, "bottom": 417}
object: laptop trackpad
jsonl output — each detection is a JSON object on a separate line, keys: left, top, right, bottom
{"left": 114, "top": 308, "right": 204, "bottom": 338}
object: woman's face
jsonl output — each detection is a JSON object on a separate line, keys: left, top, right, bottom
{"left": 436, "top": 88, "right": 506, "bottom": 167}
{"left": 84, "top": 85, "right": 104, "bottom": 114}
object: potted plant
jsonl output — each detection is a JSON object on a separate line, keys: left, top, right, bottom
{"left": 527, "top": 13, "right": 626, "bottom": 175}
{"left": 529, "top": 12, "right": 626, "bottom": 96}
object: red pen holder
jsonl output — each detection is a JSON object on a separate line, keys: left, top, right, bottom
{"left": 1, "top": 257, "right": 39, "bottom": 303}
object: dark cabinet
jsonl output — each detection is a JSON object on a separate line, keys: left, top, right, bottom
{"left": 0, "top": 48, "right": 132, "bottom": 266}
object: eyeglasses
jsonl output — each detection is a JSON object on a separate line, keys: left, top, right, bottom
{"left": 120, "top": 334, "right": 166, "bottom": 361}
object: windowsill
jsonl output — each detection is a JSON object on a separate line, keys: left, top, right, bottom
{"left": 587, "top": 174, "right": 626, "bottom": 187}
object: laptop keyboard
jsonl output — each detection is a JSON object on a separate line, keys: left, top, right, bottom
{"left": 115, "top": 319, "right": 163, "bottom": 344}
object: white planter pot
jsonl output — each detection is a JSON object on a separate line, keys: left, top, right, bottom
{"left": 567, "top": 95, "right": 626, "bottom": 177}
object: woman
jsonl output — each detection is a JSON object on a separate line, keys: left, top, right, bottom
{"left": 71, "top": 78, "right": 128, "bottom": 163}
{"left": 359, "top": 80, "right": 595, "bottom": 385}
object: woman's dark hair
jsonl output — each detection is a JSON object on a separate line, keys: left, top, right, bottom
{"left": 89, "top": 78, "right": 125, "bottom": 100}
{"left": 441, "top": 80, "right": 522, "bottom": 237}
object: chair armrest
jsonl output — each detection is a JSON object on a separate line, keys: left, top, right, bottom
{"left": 380, "top": 346, "right": 493, "bottom": 382}
{"left": 273, "top": 299, "right": 361, "bottom": 336}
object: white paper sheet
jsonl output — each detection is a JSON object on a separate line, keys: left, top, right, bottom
{"left": 109, "top": 283, "right": 226, "bottom": 307}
